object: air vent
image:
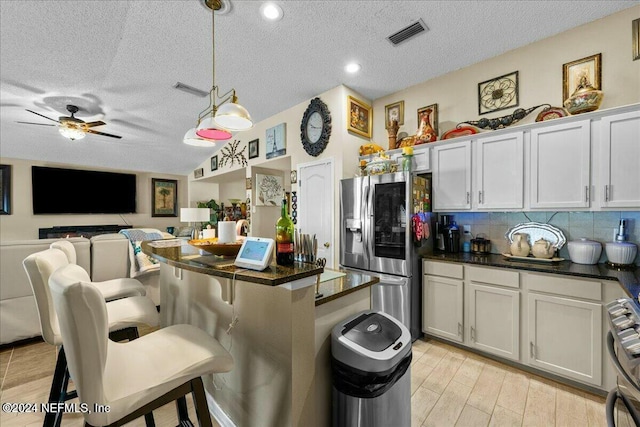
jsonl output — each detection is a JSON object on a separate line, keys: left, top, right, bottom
{"left": 387, "top": 19, "right": 428, "bottom": 46}
{"left": 173, "top": 82, "right": 209, "bottom": 98}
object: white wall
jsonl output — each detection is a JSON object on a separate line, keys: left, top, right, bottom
{"left": 0, "top": 157, "right": 187, "bottom": 240}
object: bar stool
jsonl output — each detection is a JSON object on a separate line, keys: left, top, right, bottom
{"left": 49, "top": 263, "right": 234, "bottom": 427}
{"left": 50, "top": 239, "right": 147, "bottom": 301}
{"left": 23, "top": 248, "right": 160, "bottom": 427}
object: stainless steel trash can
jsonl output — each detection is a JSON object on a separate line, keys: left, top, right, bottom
{"left": 331, "top": 310, "right": 412, "bottom": 427}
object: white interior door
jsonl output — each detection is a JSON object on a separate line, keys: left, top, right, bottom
{"left": 298, "top": 158, "right": 334, "bottom": 268}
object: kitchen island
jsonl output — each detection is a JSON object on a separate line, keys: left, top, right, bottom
{"left": 142, "top": 240, "right": 378, "bottom": 427}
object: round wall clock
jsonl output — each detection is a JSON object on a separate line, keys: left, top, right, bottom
{"left": 300, "top": 97, "right": 331, "bottom": 156}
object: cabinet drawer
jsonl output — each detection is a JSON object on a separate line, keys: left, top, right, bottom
{"left": 423, "top": 260, "right": 463, "bottom": 279}
{"left": 525, "top": 273, "right": 601, "bottom": 301}
{"left": 467, "top": 266, "right": 519, "bottom": 288}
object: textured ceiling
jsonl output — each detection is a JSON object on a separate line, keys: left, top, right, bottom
{"left": 0, "top": 0, "right": 633, "bottom": 175}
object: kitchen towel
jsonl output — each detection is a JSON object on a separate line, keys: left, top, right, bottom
{"left": 218, "top": 221, "right": 237, "bottom": 244}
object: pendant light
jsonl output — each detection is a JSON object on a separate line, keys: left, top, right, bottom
{"left": 192, "top": 0, "right": 253, "bottom": 142}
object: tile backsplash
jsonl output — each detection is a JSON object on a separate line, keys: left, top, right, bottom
{"left": 440, "top": 211, "right": 640, "bottom": 265}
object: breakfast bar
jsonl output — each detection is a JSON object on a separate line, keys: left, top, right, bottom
{"left": 142, "top": 240, "right": 379, "bottom": 427}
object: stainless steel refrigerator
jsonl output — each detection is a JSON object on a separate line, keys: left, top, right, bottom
{"left": 340, "top": 172, "right": 435, "bottom": 341}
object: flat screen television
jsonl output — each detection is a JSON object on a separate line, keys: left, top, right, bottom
{"left": 32, "top": 166, "right": 137, "bottom": 214}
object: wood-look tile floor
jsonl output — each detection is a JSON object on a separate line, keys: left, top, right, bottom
{"left": 0, "top": 334, "right": 631, "bottom": 426}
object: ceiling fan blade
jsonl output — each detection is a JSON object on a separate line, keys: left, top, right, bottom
{"left": 84, "top": 121, "right": 106, "bottom": 128}
{"left": 87, "top": 129, "right": 122, "bottom": 139}
{"left": 16, "top": 121, "right": 56, "bottom": 126}
{"left": 26, "top": 109, "right": 60, "bottom": 123}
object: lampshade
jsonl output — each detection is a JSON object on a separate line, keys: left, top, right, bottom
{"left": 183, "top": 128, "right": 217, "bottom": 147}
{"left": 180, "top": 208, "right": 210, "bottom": 223}
{"left": 59, "top": 126, "right": 86, "bottom": 141}
{"left": 214, "top": 102, "right": 253, "bottom": 131}
{"left": 196, "top": 118, "right": 233, "bottom": 140}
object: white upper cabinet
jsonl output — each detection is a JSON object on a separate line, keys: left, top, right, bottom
{"left": 433, "top": 140, "right": 472, "bottom": 211}
{"left": 474, "top": 131, "right": 524, "bottom": 210}
{"left": 530, "top": 120, "right": 591, "bottom": 209}
{"left": 598, "top": 110, "right": 640, "bottom": 208}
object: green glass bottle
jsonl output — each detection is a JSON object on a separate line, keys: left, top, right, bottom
{"left": 276, "top": 194, "right": 295, "bottom": 266}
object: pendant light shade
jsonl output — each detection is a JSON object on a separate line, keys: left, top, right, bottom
{"left": 195, "top": 118, "right": 233, "bottom": 140}
{"left": 58, "top": 126, "right": 86, "bottom": 141}
{"left": 183, "top": 128, "right": 217, "bottom": 147}
{"left": 214, "top": 102, "right": 253, "bottom": 131}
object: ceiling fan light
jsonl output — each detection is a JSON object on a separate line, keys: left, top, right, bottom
{"left": 58, "top": 126, "right": 85, "bottom": 141}
{"left": 214, "top": 102, "right": 253, "bottom": 131}
{"left": 196, "top": 117, "right": 233, "bottom": 140}
{"left": 183, "top": 128, "right": 217, "bottom": 147}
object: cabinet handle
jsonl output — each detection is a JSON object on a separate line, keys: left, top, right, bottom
{"left": 605, "top": 185, "right": 609, "bottom": 202}
{"left": 458, "top": 322, "right": 463, "bottom": 336}
{"left": 585, "top": 186, "right": 589, "bottom": 202}
{"left": 478, "top": 191, "right": 483, "bottom": 204}
{"left": 470, "top": 326, "right": 475, "bottom": 341}
{"left": 466, "top": 192, "right": 470, "bottom": 204}
{"left": 530, "top": 341, "right": 536, "bottom": 358}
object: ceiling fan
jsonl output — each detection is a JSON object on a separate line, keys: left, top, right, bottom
{"left": 17, "top": 104, "right": 122, "bottom": 140}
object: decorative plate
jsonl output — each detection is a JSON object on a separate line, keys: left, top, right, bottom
{"left": 535, "top": 106, "right": 568, "bottom": 122}
{"left": 504, "top": 222, "right": 567, "bottom": 250}
{"left": 502, "top": 253, "right": 565, "bottom": 263}
{"left": 441, "top": 125, "right": 481, "bottom": 140}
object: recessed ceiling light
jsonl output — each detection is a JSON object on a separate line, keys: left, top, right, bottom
{"left": 345, "top": 63, "right": 362, "bottom": 74}
{"left": 260, "top": 2, "right": 283, "bottom": 21}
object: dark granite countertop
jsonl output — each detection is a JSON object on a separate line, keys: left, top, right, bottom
{"left": 423, "top": 252, "right": 640, "bottom": 300}
{"left": 142, "top": 240, "right": 322, "bottom": 286}
{"left": 314, "top": 268, "right": 379, "bottom": 306}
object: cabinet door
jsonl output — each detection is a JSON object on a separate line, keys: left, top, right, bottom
{"left": 527, "top": 293, "right": 602, "bottom": 386}
{"left": 433, "top": 141, "right": 472, "bottom": 210}
{"left": 468, "top": 283, "right": 520, "bottom": 360}
{"left": 475, "top": 132, "right": 524, "bottom": 210}
{"left": 530, "top": 120, "right": 591, "bottom": 208}
{"left": 423, "top": 275, "right": 463, "bottom": 342}
{"left": 389, "top": 145, "right": 431, "bottom": 173}
{"left": 600, "top": 110, "right": 640, "bottom": 208}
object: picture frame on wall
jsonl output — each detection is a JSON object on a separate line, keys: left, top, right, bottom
{"left": 248, "top": 138, "right": 259, "bottom": 159}
{"left": 417, "top": 103, "right": 439, "bottom": 137}
{"left": 563, "top": 53, "right": 601, "bottom": 102}
{"left": 478, "top": 71, "right": 519, "bottom": 115}
{"left": 290, "top": 170, "right": 297, "bottom": 184}
{"left": 211, "top": 155, "right": 218, "bottom": 171}
{"left": 194, "top": 168, "right": 204, "bottom": 179}
{"left": 266, "top": 123, "right": 286, "bottom": 159}
{"left": 347, "top": 95, "right": 372, "bottom": 138}
{"left": 0, "top": 164, "right": 11, "bottom": 215}
{"left": 151, "top": 178, "right": 177, "bottom": 217}
{"left": 384, "top": 100, "right": 404, "bottom": 128}
{"left": 246, "top": 177, "right": 252, "bottom": 190}
{"left": 634, "top": 18, "right": 640, "bottom": 61}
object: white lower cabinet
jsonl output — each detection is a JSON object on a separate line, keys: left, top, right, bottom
{"left": 468, "top": 283, "right": 520, "bottom": 361}
{"left": 422, "top": 275, "right": 463, "bottom": 343}
{"left": 527, "top": 292, "right": 602, "bottom": 386}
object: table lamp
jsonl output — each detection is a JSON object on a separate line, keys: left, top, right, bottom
{"left": 180, "top": 208, "right": 210, "bottom": 239}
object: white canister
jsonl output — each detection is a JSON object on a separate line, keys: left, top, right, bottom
{"left": 217, "top": 221, "right": 237, "bottom": 244}
{"left": 202, "top": 229, "right": 216, "bottom": 239}
{"left": 567, "top": 238, "right": 602, "bottom": 265}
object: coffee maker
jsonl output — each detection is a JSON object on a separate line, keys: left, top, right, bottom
{"left": 437, "top": 214, "right": 461, "bottom": 253}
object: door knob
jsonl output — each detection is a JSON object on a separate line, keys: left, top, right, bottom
{"left": 324, "top": 242, "right": 330, "bottom": 248}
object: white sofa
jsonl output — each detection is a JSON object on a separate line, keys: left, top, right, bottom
{"left": 0, "top": 233, "right": 160, "bottom": 345}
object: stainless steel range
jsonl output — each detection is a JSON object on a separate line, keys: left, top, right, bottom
{"left": 605, "top": 298, "right": 640, "bottom": 426}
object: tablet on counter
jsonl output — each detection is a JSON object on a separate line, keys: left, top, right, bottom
{"left": 234, "top": 237, "right": 275, "bottom": 271}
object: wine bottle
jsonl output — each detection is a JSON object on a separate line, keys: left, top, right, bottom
{"left": 276, "top": 194, "right": 295, "bottom": 266}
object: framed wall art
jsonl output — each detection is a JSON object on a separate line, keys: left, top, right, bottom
{"left": 563, "top": 53, "right": 601, "bottom": 101}
{"left": 417, "top": 103, "right": 439, "bottom": 137}
{"left": 266, "top": 123, "right": 286, "bottom": 159}
{"left": 246, "top": 177, "right": 252, "bottom": 190}
{"left": 0, "top": 164, "right": 11, "bottom": 215}
{"left": 255, "top": 173, "right": 283, "bottom": 206}
{"left": 211, "top": 155, "right": 218, "bottom": 171}
{"left": 384, "top": 100, "right": 404, "bottom": 128}
{"left": 248, "top": 138, "right": 259, "bottom": 159}
{"left": 290, "top": 170, "right": 297, "bottom": 184}
{"left": 633, "top": 18, "right": 640, "bottom": 61}
{"left": 151, "top": 178, "right": 177, "bottom": 217}
{"left": 194, "top": 168, "right": 204, "bottom": 179}
{"left": 478, "top": 71, "right": 519, "bottom": 115}
{"left": 347, "top": 95, "right": 372, "bottom": 138}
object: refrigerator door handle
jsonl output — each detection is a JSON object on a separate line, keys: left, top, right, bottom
{"left": 362, "top": 183, "right": 370, "bottom": 260}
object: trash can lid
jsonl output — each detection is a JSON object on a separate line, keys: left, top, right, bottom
{"left": 341, "top": 312, "right": 402, "bottom": 353}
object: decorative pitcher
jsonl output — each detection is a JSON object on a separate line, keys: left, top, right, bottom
{"left": 510, "top": 233, "right": 530, "bottom": 257}
{"left": 532, "top": 238, "right": 555, "bottom": 259}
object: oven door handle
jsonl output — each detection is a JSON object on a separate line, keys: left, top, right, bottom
{"left": 607, "top": 331, "right": 640, "bottom": 394}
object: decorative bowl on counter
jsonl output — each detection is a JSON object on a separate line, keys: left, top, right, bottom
{"left": 567, "top": 238, "right": 602, "bottom": 265}
{"left": 188, "top": 238, "right": 243, "bottom": 257}
{"left": 605, "top": 242, "right": 638, "bottom": 267}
